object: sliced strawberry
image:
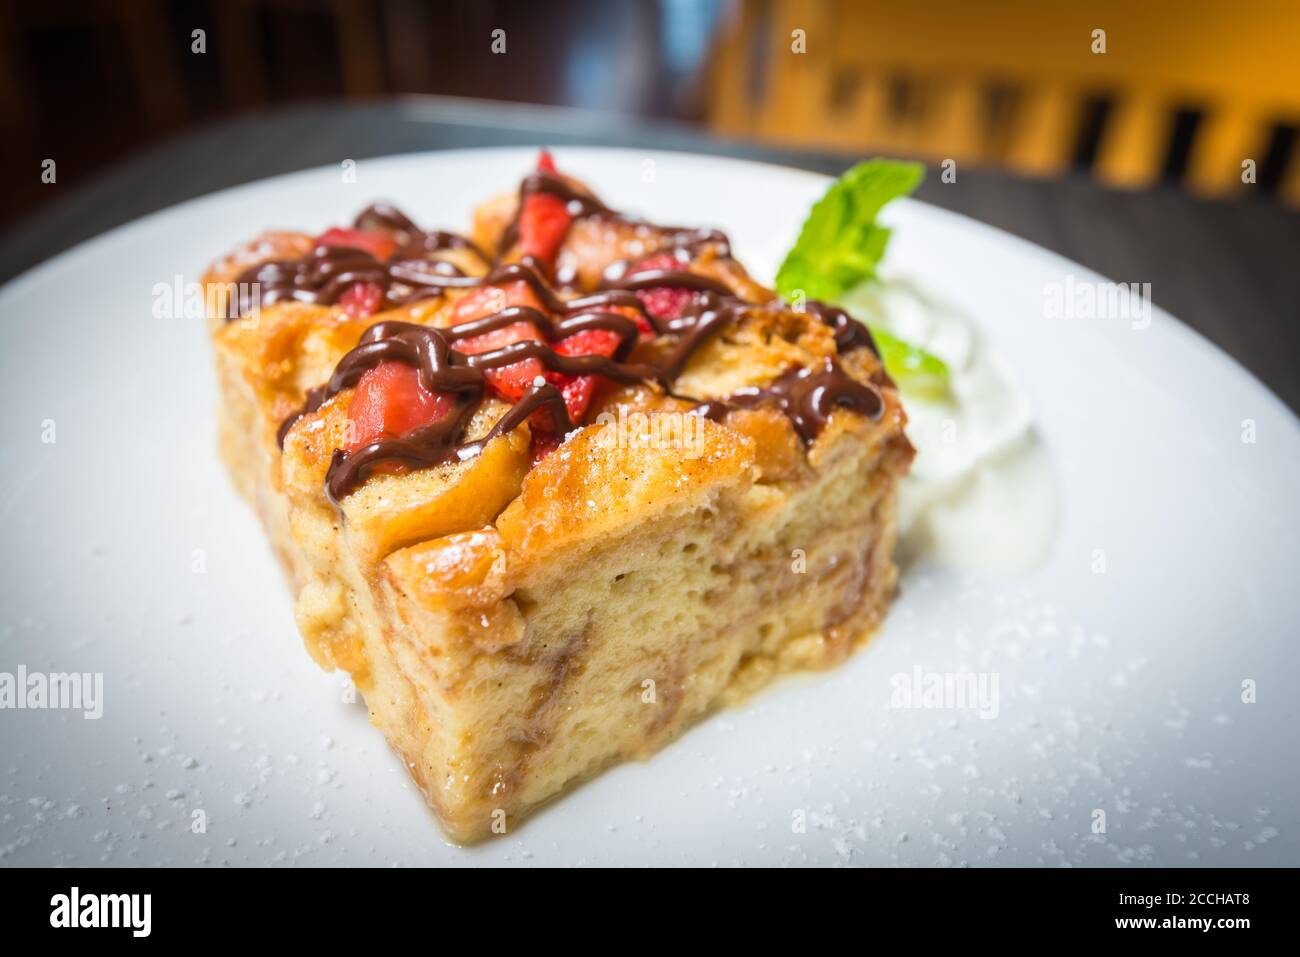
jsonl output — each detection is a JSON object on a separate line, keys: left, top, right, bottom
{"left": 450, "top": 264, "right": 624, "bottom": 432}
{"left": 457, "top": 320, "right": 546, "bottom": 403}
{"left": 554, "top": 376, "right": 597, "bottom": 429}
{"left": 316, "top": 227, "right": 397, "bottom": 261}
{"left": 630, "top": 252, "right": 696, "bottom": 321}
{"left": 548, "top": 327, "right": 623, "bottom": 425}
{"left": 347, "top": 360, "right": 456, "bottom": 455}
{"left": 518, "top": 151, "right": 572, "bottom": 264}
{"left": 637, "top": 285, "right": 695, "bottom": 322}
{"left": 449, "top": 279, "right": 542, "bottom": 324}
{"left": 338, "top": 281, "right": 384, "bottom": 319}
{"left": 451, "top": 280, "right": 547, "bottom": 403}
{"left": 519, "top": 192, "right": 571, "bottom": 264}
{"left": 529, "top": 431, "right": 562, "bottom": 466}
{"left": 553, "top": 328, "right": 622, "bottom": 362}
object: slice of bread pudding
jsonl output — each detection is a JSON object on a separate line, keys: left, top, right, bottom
{"left": 205, "top": 152, "right": 913, "bottom": 842}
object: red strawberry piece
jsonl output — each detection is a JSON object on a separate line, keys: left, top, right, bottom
{"left": 451, "top": 280, "right": 547, "bottom": 403}
{"left": 553, "top": 327, "right": 622, "bottom": 359}
{"left": 449, "top": 279, "right": 542, "bottom": 324}
{"left": 457, "top": 320, "right": 546, "bottom": 403}
{"left": 518, "top": 192, "right": 571, "bottom": 264}
{"left": 629, "top": 252, "right": 695, "bottom": 320}
{"left": 548, "top": 327, "right": 623, "bottom": 425}
{"left": 518, "top": 150, "right": 572, "bottom": 264}
{"left": 346, "top": 360, "right": 456, "bottom": 459}
{"left": 636, "top": 285, "right": 695, "bottom": 321}
{"left": 316, "top": 227, "right": 398, "bottom": 261}
{"left": 553, "top": 376, "right": 597, "bottom": 430}
{"left": 338, "top": 281, "right": 385, "bottom": 319}
{"left": 529, "top": 430, "right": 562, "bottom": 466}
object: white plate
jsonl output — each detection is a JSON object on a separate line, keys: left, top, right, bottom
{"left": 1, "top": 147, "right": 1297, "bottom": 867}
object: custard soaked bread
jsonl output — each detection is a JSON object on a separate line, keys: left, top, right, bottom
{"left": 205, "top": 151, "right": 912, "bottom": 841}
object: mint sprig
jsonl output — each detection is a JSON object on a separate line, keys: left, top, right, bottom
{"left": 777, "top": 159, "right": 950, "bottom": 398}
{"left": 776, "top": 159, "right": 923, "bottom": 301}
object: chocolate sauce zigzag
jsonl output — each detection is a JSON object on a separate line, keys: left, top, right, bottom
{"left": 260, "top": 188, "right": 888, "bottom": 501}
{"left": 692, "top": 358, "right": 884, "bottom": 444}
{"left": 282, "top": 294, "right": 884, "bottom": 503}
{"left": 279, "top": 264, "right": 758, "bottom": 451}
{"left": 279, "top": 261, "right": 751, "bottom": 437}
{"left": 287, "top": 316, "right": 660, "bottom": 501}
{"left": 353, "top": 202, "right": 489, "bottom": 262}
{"left": 325, "top": 377, "right": 573, "bottom": 503}
{"left": 227, "top": 206, "right": 488, "bottom": 320}
{"left": 312, "top": 312, "right": 660, "bottom": 501}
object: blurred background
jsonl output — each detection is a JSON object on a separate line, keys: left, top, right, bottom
{"left": 5, "top": 0, "right": 1300, "bottom": 230}
{"left": 2, "top": 0, "right": 1298, "bottom": 407}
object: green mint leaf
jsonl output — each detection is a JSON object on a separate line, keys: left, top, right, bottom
{"left": 776, "top": 159, "right": 924, "bottom": 302}
{"left": 871, "top": 325, "right": 952, "bottom": 402}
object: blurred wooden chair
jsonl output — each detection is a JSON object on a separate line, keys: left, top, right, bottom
{"left": 709, "top": 0, "right": 1300, "bottom": 204}
{"left": 0, "top": 0, "right": 387, "bottom": 134}
{"left": 213, "top": 0, "right": 386, "bottom": 106}
{"left": 0, "top": 0, "right": 188, "bottom": 134}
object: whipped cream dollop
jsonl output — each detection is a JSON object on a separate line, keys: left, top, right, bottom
{"left": 837, "top": 278, "right": 1058, "bottom": 575}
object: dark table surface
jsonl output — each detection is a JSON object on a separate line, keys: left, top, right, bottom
{"left": 3, "top": 96, "right": 1297, "bottom": 412}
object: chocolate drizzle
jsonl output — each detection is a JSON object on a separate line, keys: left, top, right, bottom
{"left": 262, "top": 188, "right": 887, "bottom": 503}
{"left": 318, "top": 320, "right": 578, "bottom": 502}
{"left": 599, "top": 268, "right": 732, "bottom": 297}
{"left": 498, "top": 170, "right": 615, "bottom": 255}
{"left": 802, "top": 301, "right": 880, "bottom": 357}
{"left": 283, "top": 265, "right": 739, "bottom": 498}
{"left": 354, "top": 202, "right": 489, "bottom": 263}
{"left": 500, "top": 170, "right": 733, "bottom": 272}
{"left": 693, "top": 358, "right": 884, "bottom": 443}
{"left": 287, "top": 319, "right": 580, "bottom": 501}
{"left": 227, "top": 206, "right": 487, "bottom": 319}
